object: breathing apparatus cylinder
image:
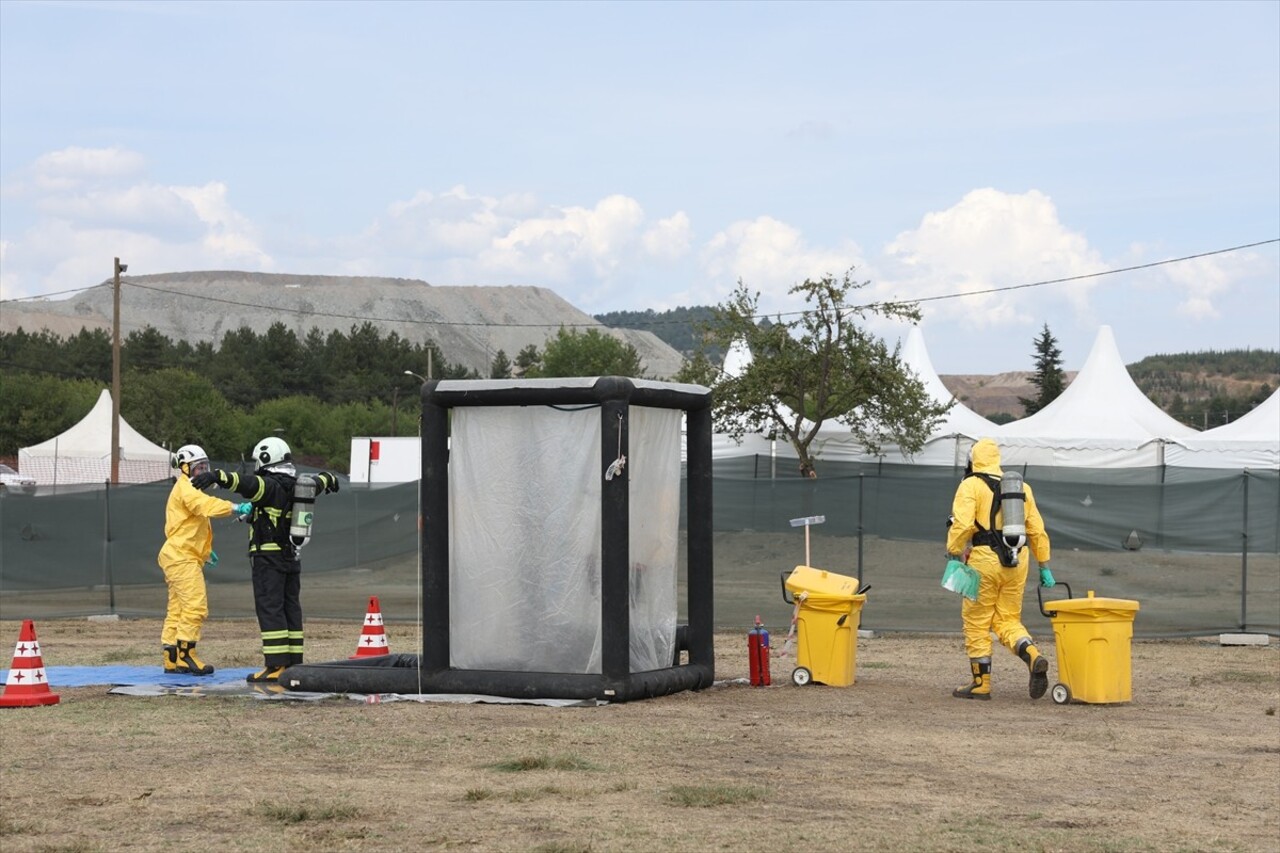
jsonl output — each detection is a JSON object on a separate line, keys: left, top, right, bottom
{"left": 998, "top": 471, "right": 1027, "bottom": 567}
{"left": 290, "top": 475, "right": 318, "bottom": 548}
{"left": 748, "top": 615, "right": 771, "bottom": 686}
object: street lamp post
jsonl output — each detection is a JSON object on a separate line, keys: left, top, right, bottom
{"left": 110, "top": 257, "right": 128, "bottom": 484}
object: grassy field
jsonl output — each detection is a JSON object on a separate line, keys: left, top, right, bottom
{"left": 0, "top": 617, "right": 1276, "bottom": 852}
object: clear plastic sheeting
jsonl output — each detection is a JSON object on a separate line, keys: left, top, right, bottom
{"left": 450, "top": 405, "right": 603, "bottom": 673}
{"left": 627, "top": 406, "right": 681, "bottom": 673}
{"left": 447, "top": 404, "right": 682, "bottom": 675}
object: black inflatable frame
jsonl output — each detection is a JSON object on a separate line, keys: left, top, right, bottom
{"left": 283, "top": 376, "right": 715, "bottom": 702}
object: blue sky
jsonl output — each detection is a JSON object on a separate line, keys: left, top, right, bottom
{"left": 2, "top": 0, "right": 1277, "bottom": 374}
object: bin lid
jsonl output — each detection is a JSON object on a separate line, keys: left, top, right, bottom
{"left": 1043, "top": 590, "right": 1139, "bottom": 614}
{"left": 785, "top": 565, "right": 861, "bottom": 599}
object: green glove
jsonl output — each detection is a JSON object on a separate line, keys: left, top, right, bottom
{"left": 207, "top": 550, "right": 219, "bottom": 569}
{"left": 1039, "top": 566, "right": 1055, "bottom": 587}
{"left": 233, "top": 502, "right": 252, "bottom": 519}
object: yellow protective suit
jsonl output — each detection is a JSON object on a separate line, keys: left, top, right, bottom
{"left": 946, "top": 438, "right": 1051, "bottom": 659}
{"left": 157, "top": 475, "right": 236, "bottom": 645}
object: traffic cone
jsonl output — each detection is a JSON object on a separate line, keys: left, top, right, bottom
{"left": 0, "top": 619, "right": 60, "bottom": 707}
{"left": 350, "top": 596, "right": 390, "bottom": 659}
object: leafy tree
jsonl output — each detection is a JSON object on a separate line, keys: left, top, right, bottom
{"left": 62, "top": 328, "right": 112, "bottom": 382}
{"left": 676, "top": 269, "right": 949, "bottom": 477}
{"left": 513, "top": 343, "right": 541, "bottom": 377}
{"left": 123, "top": 326, "right": 173, "bottom": 374}
{"left": 121, "top": 368, "right": 245, "bottom": 460}
{"left": 529, "top": 327, "right": 645, "bottom": 378}
{"left": 489, "top": 349, "right": 512, "bottom": 379}
{"left": 0, "top": 373, "right": 100, "bottom": 456}
{"left": 243, "top": 396, "right": 333, "bottom": 468}
{"left": 1017, "top": 324, "right": 1066, "bottom": 416}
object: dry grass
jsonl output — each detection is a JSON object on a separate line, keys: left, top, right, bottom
{"left": 0, "top": 618, "right": 1277, "bottom": 852}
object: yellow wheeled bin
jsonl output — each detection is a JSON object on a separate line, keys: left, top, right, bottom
{"left": 1039, "top": 584, "right": 1140, "bottom": 705}
{"left": 780, "top": 566, "right": 867, "bottom": 687}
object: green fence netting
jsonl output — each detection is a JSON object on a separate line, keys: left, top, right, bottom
{"left": 2, "top": 461, "right": 1276, "bottom": 637}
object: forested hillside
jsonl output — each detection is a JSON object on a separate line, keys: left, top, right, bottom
{"left": 1129, "top": 349, "right": 1277, "bottom": 429}
{"left": 595, "top": 306, "right": 719, "bottom": 360}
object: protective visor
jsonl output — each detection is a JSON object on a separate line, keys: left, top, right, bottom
{"left": 188, "top": 459, "right": 211, "bottom": 477}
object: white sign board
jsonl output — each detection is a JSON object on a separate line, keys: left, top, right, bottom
{"left": 349, "top": 437, "right": 421, "bottom": 483}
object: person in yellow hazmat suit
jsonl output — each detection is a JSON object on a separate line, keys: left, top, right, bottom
{"left": 946, "top": 437, "right": 1055, "bottom": 700}
{"left": 157, "top": 445, "right": 249, "bottom": 675}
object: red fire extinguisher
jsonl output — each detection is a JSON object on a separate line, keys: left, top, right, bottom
{"left": 748, "top": 615, "right": 771, "bottom": 686}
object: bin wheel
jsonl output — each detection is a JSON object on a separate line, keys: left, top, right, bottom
{"left": 791, "top": 667, "right": 812, "bottom": 687}
{"left": 1051, "top": 683, "right": 1071, "bottom": 705}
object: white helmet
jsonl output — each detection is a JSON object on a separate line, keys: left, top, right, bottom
{"left": 173, "top": 444, "right": 210, "bottom": 477}
{"left": 254, "top": 436, "right": 292, "bottom": 470}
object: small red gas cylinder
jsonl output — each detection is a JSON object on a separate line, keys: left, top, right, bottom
{"left": 748, "top": 615, "right": 771, "bottom": 686}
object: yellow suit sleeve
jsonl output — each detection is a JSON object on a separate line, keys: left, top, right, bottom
{"left": 1024, "top": 483, "right": 1051, "bottom": 564}
{"left": 946, "top": 480, "right": 979, "bottom": 556}
{"left": 180, "top": 478, "right": 237, "bottom": 518}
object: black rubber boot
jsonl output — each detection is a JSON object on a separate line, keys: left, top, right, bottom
{"left": 952, "top": 657, "right": 992, "bottom": 700}
{"left": 163, "top": 644, "right": 178, "bottom": 673}
{"left": 1017, "top": 638, "right": 1049, "bottom": 700}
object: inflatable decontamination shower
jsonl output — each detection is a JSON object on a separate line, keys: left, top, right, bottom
{"left": 282, "top": 376, "right": 716, "bottom": 702}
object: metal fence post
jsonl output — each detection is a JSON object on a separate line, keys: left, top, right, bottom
{"left": 857, "top": 473, "right": 865, "bottom": 583}
{"left": 1240, "top": 470, "right": 1249, "bottom": 631}
{"left": 104, "top": 480, "right": 116, "bottom": 614}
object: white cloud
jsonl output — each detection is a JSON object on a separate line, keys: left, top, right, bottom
{"left": 642, "top": 212, "right": 692, "bottom": 261}
{"left": 359, "top": 188, "right": 693, "bottom": 307}
{"left": 27, "top": 146, "right": 147, "bottom": 193}
{"left": 1158, "top": 250, "right": 1262, "bottom": 321}
{"left": 881, "top": 188, "right": 1104, "bottom": 328}
{"left": 695, "top": 216, "right": 863, "bottom": 311}
{"left": 0, "top": 147, "right": 271, "bottom": 299}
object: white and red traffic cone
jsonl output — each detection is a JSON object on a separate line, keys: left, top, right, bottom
{"left": 350, "top": 596, "right": 390, "bottom": 659}
{"left": 0, "top": 619, "right": 60, "bottom": 708}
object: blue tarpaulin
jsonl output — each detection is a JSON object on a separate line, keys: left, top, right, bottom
{"left": 1, "top": 666, "right": 257, "bottom": 687}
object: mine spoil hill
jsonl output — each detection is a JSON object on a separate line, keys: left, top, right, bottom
{"left": 0, "top": 271, "right": 686, "bottom": 380}
{"left": 937, "top": 372, "right": 1060, "bottom": 419}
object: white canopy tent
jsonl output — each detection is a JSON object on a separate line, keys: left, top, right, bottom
{"left": 18, "top": 389, "right": 172, "bottom": 484}
{"left": 1166, "top": 390, "right": 1279, "bottom": 470}
{"left": 997, "top": 325, "right": 1199, "bottom": 468}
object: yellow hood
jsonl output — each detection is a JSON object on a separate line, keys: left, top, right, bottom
{"left": 970, "top": 437, "right": 1003, "bottom": 477}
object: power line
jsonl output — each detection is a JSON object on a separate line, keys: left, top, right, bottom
{"left": 2, "top": 239, "right": 1276, "bottom": 331}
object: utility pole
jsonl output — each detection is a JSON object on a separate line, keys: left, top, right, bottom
{"left": 111, "top": 257, "right": 127, "bottom": 484}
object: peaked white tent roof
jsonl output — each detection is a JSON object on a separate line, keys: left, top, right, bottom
{"left": 1166, "top": 390, "right": 1279, "bottom": 469}
{"left": 18, "top": 389, "right": 172, "bottom": 484}
{"left": 998, "top": 325, "right": 1199, "bottom": 467}
{"left": 901, "top": 325, "right": 998, "bottom": 438}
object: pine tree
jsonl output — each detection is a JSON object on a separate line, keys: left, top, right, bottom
{"left": 1018, "top": 324, "right": 1066, "bottom": 416}
{"left": 489, "top": 349, "right": 512, "bottom": 379}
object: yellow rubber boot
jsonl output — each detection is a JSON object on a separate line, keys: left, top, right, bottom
{"left": 952, "top": 657, "right": 991, "bottom": 700}
{"left": 163, "top": 644, "right": 178, "bottom": 673}
{"left": 1017, "top": 639, "right": 1049, "bottom": 700}
{"left": 176, "top": 640, "right": 214, "bottom": 676}
{"left": 246, "top": 666, "right": 286, "bottom": 684}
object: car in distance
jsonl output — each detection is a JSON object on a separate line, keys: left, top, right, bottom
{"left": 0, "top": 463, "right": 37, "bottom": 494}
